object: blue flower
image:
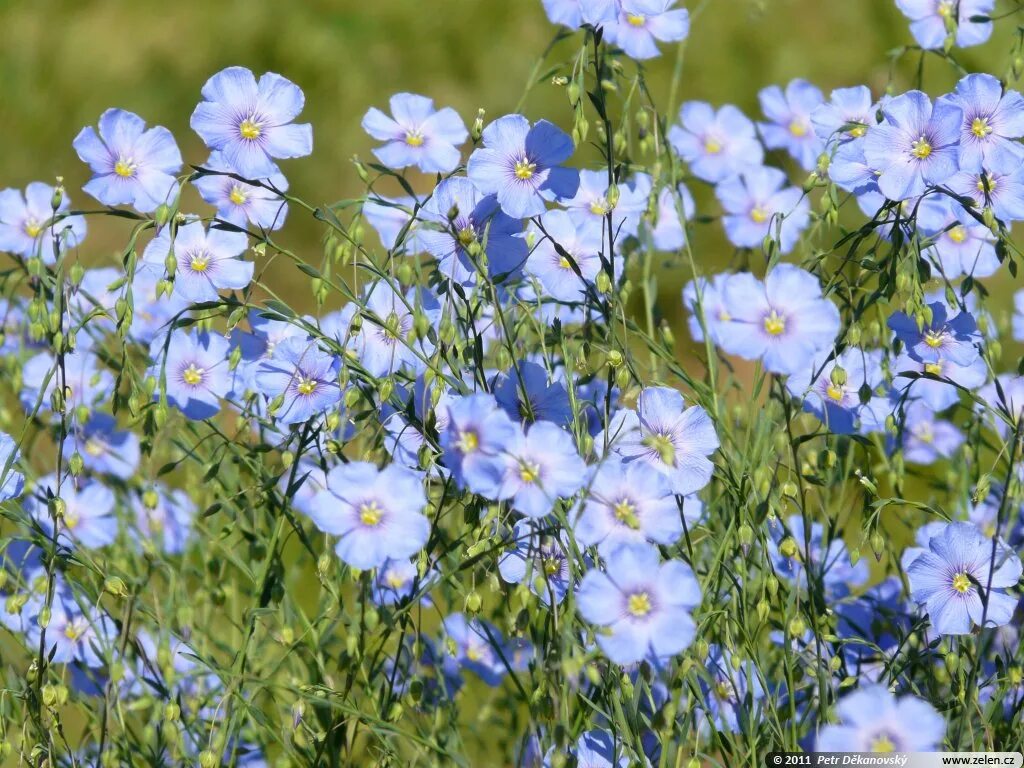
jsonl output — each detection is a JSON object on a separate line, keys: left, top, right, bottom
{"left": 349, "top": 280, "right": 440, "bottom": 378}
{"left": 63, "top": 413, "right": 140, "bottom": 480}
{"left": 467, "top": 114, "right": 579, "bottom": 219}
{"left": 900, "top": 400, "right": 964, "bottom": 464}
{"left": 255, "top": 337, "right": 341, "bottom": 425}
{"left": 493, "top": 421, "right": 586, "bottom": 518}
{"left": 543, "top": 731, "right": 631, "bottom": 768}
{"left": 131, "top": 486, "right": 195, "bottom": 555}
{"left": 498, "top": 520, "right": 573, "bottom": 604}
{"left": 149, "top": 330, "right": 231, "bottom": 420}
{"left": 698, "top": 645, "right": 766, "bottom": 733}
{"left": 668, "top": 102, "right": 764, "bottom": 183}
{"left": 605, "top": 0, "right": 690, "bottom": 60}
{"left": 22, "top": 350, "right": 114, "bottom": 420}
{"left": 816, "top": 684, "right": 944, "bottom": 751}
{"left": 143, "top": 221, "right": 252, "bottom": 304}
{"left": 576, "top": 542, "right": 700, "bottom": 664}
{"left": 907, "top": 521, "right": 1022, "bottom": 635}
{"left": 718, "top": 265, "right": 840, "bottom": 376}
{"left": 0, "top": 431, "right": 23, "bottom": 506}
{"left": 602, "top": 385, "right": 718, "bottom": 496}
{"left": 811, "top": 85, "right": 878, "bottom": 147}
{"left": 0, "top": 182, "right": 86, "bottom": 263}
{"left": 758, "top": 79, "right": 825, "bottom": 171}
{"left": 193, "top": 152, "right": 289, "bottom": 231}
{"left": 493, "top": 360, "right": 571, "bottom": 426}
{"left": 541, "top": 0, "right": 618, "bottom": 28}
{"left": 895, "top": 0, "right": 994, "bottom": 50}
{"left": 834, "top": 577, "right": 909, "bottom": 674}
{"left": 441, "top": 393, "right": 519, "bottom": 493}
{"left": 650, "top": 184, "right": 695, "bottom": 251}
{"left": 442, "top": 612, "right": 532, "bottom": 686}
{"left": 576, "top": 459, "right": 683, "bottom": 555}
{"left": 362, "top": 93, "right": 467, "bottom": 174}
{"left": 526, "top": 211, "right": 603, "bottom": 302}
{"left": 681, "top": 273, "right": 740, "bottom": 346}
{"left": 916, "top": 195, "right": 998, "bottom": 278}
{"left": 30, "top": 598, "right": 115, "bottom": 668}
{"left": 73, "top": 109, "right": 182, "bottom": 213}
{"left": 126, "top": 265, "right": 191, "bottom": 344}
{"left": 29, "top": 475, "right": 118, "bottom": 550}
{"left": 562, "top": 170, "right": 651, "bottom": 238}
{"left": 371, "top": 558, "right": 435, "bottom": 606}
{"left": 892, "top": 349, "right": 987, "bottom": 411}
{"left": 715, "top": 166, "right": 810, "bottom": 253}
{"left": 418, "top": 177, "right": 526, "bottom": 285}
{"left": 888, "top": 301, "right": 980, "bottom": 366}
{"left": 862, "top": 90, "right": 962, "bottom": 201}
{"left": 939, "top": 73, "right": 1024, "bottom": 173}
{"left": 947, "top": 163, "right": 1024, "bottom": 222}
{"left": 786, "top": 348, "right": 884, "bottom": 434}
{"left": 307, "top": 461, "right": 429, "bottom": 569}
{"left": 769, "top": 515, "right": 868, "bottom": 597}
{"left": 190, "top": 67, "right": 313, "bottom": 178}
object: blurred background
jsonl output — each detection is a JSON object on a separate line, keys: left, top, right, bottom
{"left": 0, "top": 0, "right": 1015, "bottom": 320}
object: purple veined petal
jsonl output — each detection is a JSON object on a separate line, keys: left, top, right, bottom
{"left": 257, "top": 72, "right": 306, "bottom": 124}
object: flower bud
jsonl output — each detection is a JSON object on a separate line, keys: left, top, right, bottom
{"left": 472, "top": 109, "right": 486, "bottom": 142}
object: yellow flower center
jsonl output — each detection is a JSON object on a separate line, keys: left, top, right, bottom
{"left": 386, "top": 571, "right": 407, "bottom": 589}
{"left": 514, "top": 157, "right": 537, "bottom": 180}
{"left": 911, "top": 136, "right": 932, "bottom": 159}
{"left": 297, "top": 378, "right": 317, "bottom": 396}
{"left": 64, "top": 509, "right": 79, "bottom": 530}
{"left": 405, "top": 130, "right": 425, "bottom": 147}
{"left": 626, "top": 13, "right": 646, "bottom": 26}
{"left": 952, "top": 572, "right": 972, "bottom": 593}
{"left": 239, "top": 119, "right": 262, "bottom": 140}
{"left": 229, "top": 185, "right": 249, "bottom": 206}
{"left": 779, "top": 537, "right": 799, "bottom": 559}
{"left": 826, "top": 384, "right": 845, "bottom": 402}
{"left": 642, "top": 432, "right": 677, "bottom": 467}
{"left": 715, "top": 680, "right": 734, "bottom": 700}
{"left": 704, "top": 136, "right": 723, "bottom": 154}
{"left": 613, "top": 499, "right": 640, "bottom": 530}
{"left": 589, "top": 198, "right": 611, "bottom": 216}
{"left": 924, "top": 330, "right": 944, "bottom": 349}
{"left": 84, "top": 438, "right": 105, "bottom": 457}
{"left": 848, "top": 124, "right": 867, "bottom": 138}
{"left": 938, "top": 0, "right": 955, "bottom": 17}
{"left": 465, "top": 644, "right": 484, "bottom": 662}
{"left": 457, "top": 226, "right": 476, "bottom": 247}
{"left": 915, "top": 424, "right": 934, "bottom": 444}
{"left": 924, "top": 362, "right": 942, "bottom": 376}
{"left": 750, "top": 206, "right": 770, "bottom": 224}
{"left": 542, "top": 556, "right": 561, "bottom": 576}
{"left": 628, "top": 592, "right": 652, "bottom": 617}
{"left": 189, "top": 253, "right": 210, "bottom": 273}
{"left": 182, "top": 364, "right": 204, "bottom": 386}
{"left": 948, "top": 225, "right": 968, "bottom": 244}
{"left": 763, "top": 310, "right": 786, "bottom": 336}
{"left": 64, "top": 621, "right": 85, "bottom": 641}
{"left": 114, "top": 158, "right": 136, "bottom": 178}
{"left": 456, "top": 430, "right": 479, "bottom": 453}
{"left": 519, "top": 461, "right": 540, "bottom": 484}
{"left": 359, "top": 501, "right": 383, "bottom": 527}
{"left": 559, "top": 255, "right": 572, "bottom": 270}
{"left": 23, "top": 219, "right": 43, "bottom": 238}
{"left": 971, "top": 117, "right": 993, "bottom": 139}
{"left": 788, "top": 120, "right": 808, "bottom": 138}
{"left": 871, "top": 734, "right": 896, "bottom": 753}
{"left": 977, "top": 174, "right": 997, "bottom": 194}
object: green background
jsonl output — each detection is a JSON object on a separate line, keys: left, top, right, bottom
{"left": 0, "top": 0, "right": 1014, "bottom": 313}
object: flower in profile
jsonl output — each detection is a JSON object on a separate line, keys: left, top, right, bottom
{"left": 576, "top": 459, "right": 683, "bottom": 555}
{"left": 131, "top": 486, "right": 195, "bottom": 555}
{"left": 362, "top": 93, "right": 467, "bottom": 174}
{"left": 938, "top": 73, "right": 1024, "bottom": 173}
{"left": 811, "top": 85, "right": 877, "bottom": 147}
{"left": 862, "top": 90, "right": 962, "bottom": 201}
{"left": 493, "top": 360, "right": 571, "bottom": 426}
{"left": 916, "top": 196, "right": 998, "bottom": 278}
{"left": 895, "top": 0, "right": 994, "bottom": 50}
{"left": 526, "top": 211, "right": 603, "bottom": 302}
{"left": 307, "top": 461, "right": 429, "bottom": 569}
{"left": 602, "top": 386, "right": 718, "bottom": 496}
{"left": 562, "top": 170, "right": 651, "bottom": 238}
{"left": 0, "top": 432, "right": 24, "bottom": 502}
{"left": 73, "top": 109, "right": 182, "bottom": 213}
{"left": 718, "top": 265, "right": 840, "bottom": 375}
{"left": 62, "top": 413, "right": 140, "bottom": 480}
{"left": 650, "top": 184, "right": 695, "bottom": 251}
{"left": 29, "top": 476, "right": 117, "bottom": 550}
{"left": 542, "top": 731, "right": 631, "bottom": 768}
{"left": 190, "top": 66, "right": 313, "bottom": 178}
{"left": 758, "top": 79, "right": 825, "bottom": 170}
{"left": 148, "top": 330, "right": 231, "bottom": 420}
{"left": 946, "top": 164, "right": 1024, "bottom": 222}
{"left": 541, "top": 0, "right": 618, "bottom": 28}
{"left": 576, "top": 542, "right": 700, "bottom": 664}
{"left": 442, "top": 612, "right": 531, "bottom": 686}
{"left": 418, "top": 177, "right": 526, "bottom": 285}
{"left": 715, "top": 166, "right": 810, "bottom": 253}
{"left": 900, "top": 400, "right": 963, "bottom": 464}
{"left": 668, "top": 102, "right": 764, "bottom": 183}
{"left": 605, "top": 0, "right": 690, "bottom": 60}
{"left": 888, "top": 301, "right": 980, "bottom": 366}
{"left": 493, "top": 421, "right": 586, "bottom": 518}
{"left": 441, "top": 393, "right": 519, "bottom": 493}
{"left": 786, "top": 348, "right": 885, "bottom": 434}
{"left": 816, "top": 685, "right": 944, "bottom": 751}
{"left": 142, "top": 221, "right": 252, "bottom": 304}
{"left": 907, "top": 521, "right": 1022, "bottom": 634}
{"left": 0, "top": 182, "right": 86, "bottom": 263}
{"left": 193, "top": 152, "right": 289, "bottom": 231}
{"left": 255, "top": 337, "right": 341, "bottom": 426}
{"left": 467, "top": 114, "right": 579, "bottom": 219}
{"left": 498, "top": 520, "right": 573, "bottom": 604}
